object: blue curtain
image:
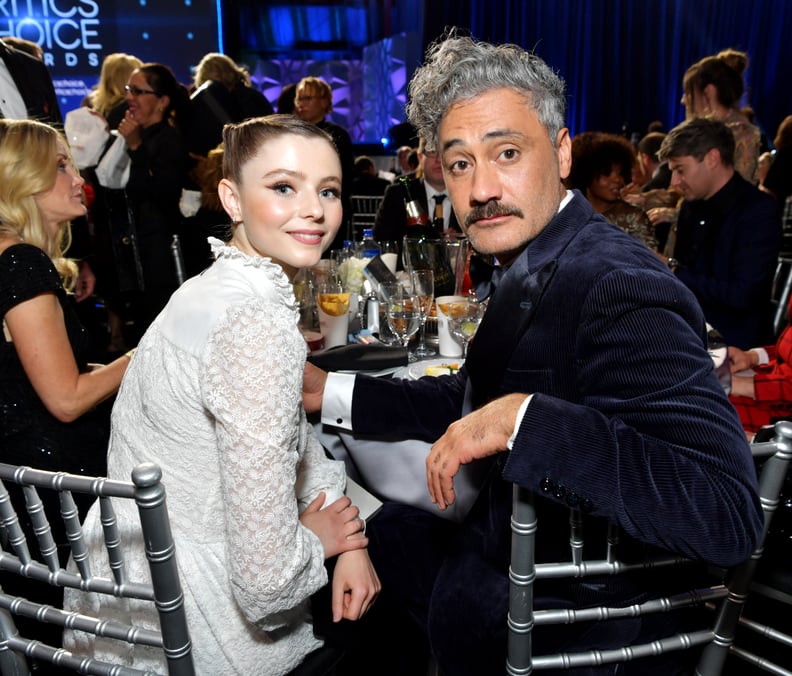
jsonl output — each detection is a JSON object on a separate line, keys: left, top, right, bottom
{"left": 422, "top": 0, "right": 792, "bottom": 141}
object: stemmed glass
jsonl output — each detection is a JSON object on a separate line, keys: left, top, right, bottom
{"left": 385, "top": 286, "right": 421, "bottom": 361}
{"left": 447, "top": 298, "right": 485, "bottom": 358}
{"left": 410, "top": 269, "right": 436, "bottom": 358}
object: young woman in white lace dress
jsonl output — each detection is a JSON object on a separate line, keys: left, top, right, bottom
{"left": 65, "top": 115, "right": 380, "bottom": 674}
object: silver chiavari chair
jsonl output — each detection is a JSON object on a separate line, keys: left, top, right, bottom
{"left": 507, "top": 420, "right": 792, "bottom": 675}
{"left": 0, "top": 462, "right": 194, "bottom": 676}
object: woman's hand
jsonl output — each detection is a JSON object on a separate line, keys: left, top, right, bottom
{"left": 302, "top": 362, "right": 328, "bottom": 414}
{"left": 331, "top": 549, "right": 380, "bottom": 622}
{"left": 118, "top": 111, "right": 142, "bottom": 150}
{"left": 728, "top": 346, "right": 759, "bottom": 373}
{"left": 299, "top": 493, "right": 367, "bottom": 559}
{"left": 646, "top": 207, "right": 679, "bottom": 226}
{"left": 731, "top": 374, "right": 756, "bottom": 399}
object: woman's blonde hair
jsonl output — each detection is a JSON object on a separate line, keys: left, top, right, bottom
{"left": 88, "top": 52, "right": 143, "bottom": 118}
{"left": 0, "top": 119, "right": 77, "bottom": 286}
{"left": 193, "top": 52, "right": 251, "bottom": 90}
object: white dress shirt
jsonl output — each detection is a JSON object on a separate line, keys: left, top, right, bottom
{"left": 424, "top": 182, "right": 452, "bottom": 232}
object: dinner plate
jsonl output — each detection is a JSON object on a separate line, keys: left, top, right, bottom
{"left": 394, "top": 357, "right": 465, "bottom": 380}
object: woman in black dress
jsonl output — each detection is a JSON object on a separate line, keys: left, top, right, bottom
{"left": 0, "top": 118, "right": 131, "bottom": 657}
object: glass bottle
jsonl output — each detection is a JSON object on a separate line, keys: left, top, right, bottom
{"left": 399, "top": 176, "right": 435, "bottom": 241}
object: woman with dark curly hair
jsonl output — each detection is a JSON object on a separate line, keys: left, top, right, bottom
{"left": 566, "top": 131, "right": 658, "bottom": 250}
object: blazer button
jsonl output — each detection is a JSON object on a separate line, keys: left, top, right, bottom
{"left": 539, "top": 477, "right": 555, "bottom": 494}
{"left": 566, "top": 491, "right": 579, "bottom": 507}
{"left": 580, "top": 498, "right": 594, "bottom": 513}
{"left": 553, "top": 485, "right": 567, "bottom": 500}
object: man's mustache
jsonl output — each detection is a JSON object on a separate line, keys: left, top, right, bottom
{"left": 464, "top": 201, "right": 524, "bottom": 227}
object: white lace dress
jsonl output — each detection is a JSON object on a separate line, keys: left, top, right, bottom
{"left": 64, "top": 239, "right": 346, "bottom": 675}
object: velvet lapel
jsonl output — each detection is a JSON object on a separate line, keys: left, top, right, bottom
{"left": 465, "top": 257, "right": 557, "bottom": 408}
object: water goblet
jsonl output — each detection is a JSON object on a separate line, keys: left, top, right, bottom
{"left": 447, "top": 298, "right": 485, "bottom": 358}
{"left": 410, "top": 269, "right": 436, "bottom": 358}
{"left": 385, "top": 287, "right": 421, "bottom": 361}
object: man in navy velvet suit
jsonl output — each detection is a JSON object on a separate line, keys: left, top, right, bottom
{"left": 660, "top": 117, "right": 780, "bottom": 349}
{"left": 304, "top": 35, "right": 762, "bottom": 675}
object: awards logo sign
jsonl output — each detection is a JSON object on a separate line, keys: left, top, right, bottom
{"left": 0, "top": 1, "right": 218, "bottom": 114}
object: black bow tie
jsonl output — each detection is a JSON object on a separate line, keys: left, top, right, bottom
{"left": 468, "top": 254, "right": 506, "bottom": 300}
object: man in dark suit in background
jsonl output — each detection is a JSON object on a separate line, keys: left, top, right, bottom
{"left": 0, "top": 39, "right": 61, "bottom": 123}
{"left": 661, "top": 117, "right": 780, "bottom": 349}
{"left": 373, "top": 137, "right": 460, "bottom": 266}
{"left": 304, "top": 35, "right": 762, "bottom": 675}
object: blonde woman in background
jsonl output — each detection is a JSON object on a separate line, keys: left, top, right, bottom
{"left": 84, "top": 52, "right": 143, "bottom": 128}
{"left": 0, "top": 118, "right": 130, "bottom": 659}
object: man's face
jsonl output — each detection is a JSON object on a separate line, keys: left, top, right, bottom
{"left": 294, "top": 86, "right": 328, "bottom": 124}
{"left": 667, "top": 151, "right": 718, "bottom": 201}
{"left": 420, "top": 148, "right": 445, "bottom": 191}
{"left": 439, "top": 88, "right": 570, "bottom": 265}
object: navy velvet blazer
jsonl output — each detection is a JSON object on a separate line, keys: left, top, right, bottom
{"left": 353, "top": 191, "right": 762, "bottom": 570}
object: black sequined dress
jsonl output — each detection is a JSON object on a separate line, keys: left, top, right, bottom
{"left": 0, "top": 243, "right": 111, "bottom": 654}
{"left": 0, "top": 243, "right": 108, "bottom": 513}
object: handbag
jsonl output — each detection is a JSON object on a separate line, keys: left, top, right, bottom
{"left": 95, "top": 133, "right": 131, "bottom": 189}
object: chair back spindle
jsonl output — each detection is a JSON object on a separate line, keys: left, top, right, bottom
{"left": 0, "top": 462, "right": 195, "bottom": 675}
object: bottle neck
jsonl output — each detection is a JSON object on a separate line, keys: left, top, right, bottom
{"left": 405, "top": 200, "right": 429, "bottom": 226}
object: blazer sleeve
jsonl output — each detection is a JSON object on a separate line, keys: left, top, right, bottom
{"left": 503, "top": 266, "right": 763, "bottom": 568}
{"left": 351, "top": 368, "right": 468, "bottom": 442}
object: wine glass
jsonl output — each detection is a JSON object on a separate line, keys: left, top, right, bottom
{"left": 447, "top": 298, "right": 485, "bottom": 358}
{"left": 410, "top": 269, "right": 436, "bottom": 358}
{"left": 385, "top": 287, "right": 421, "bottom": 361}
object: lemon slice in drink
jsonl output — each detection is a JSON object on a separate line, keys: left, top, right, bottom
{"left": 318, "top": 293, "right": 350, "bottom": 317}
{"left": 459, "top": 320, "right": 478, "bottom": 337}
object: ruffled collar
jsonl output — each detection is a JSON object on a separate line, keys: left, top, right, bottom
{"left": 208, "top": 237, "right": 295, "bottom": 303}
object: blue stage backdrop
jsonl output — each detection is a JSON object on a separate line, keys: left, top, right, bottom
{"left": 0, "top": 0, "right": 222, "bottom": 115}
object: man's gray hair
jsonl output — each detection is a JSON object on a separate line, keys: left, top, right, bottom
{"left": 406, "top": 33, "right": 567, "bottom": 151}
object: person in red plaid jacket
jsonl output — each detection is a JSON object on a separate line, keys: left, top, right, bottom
{"left": 729, "top": 315, "right": 792, "bottom": 434}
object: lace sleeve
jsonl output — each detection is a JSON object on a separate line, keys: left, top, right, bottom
{"left": 202, "top": 297, "right": 340, "bottom": 629}
{"left": 295, "top": 421, "right": 346, "bottom": 512}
